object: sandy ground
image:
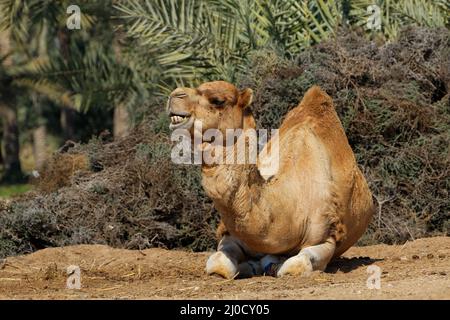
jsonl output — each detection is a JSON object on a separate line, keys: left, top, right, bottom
{"left": 0, "top": 236, "right": 449, "bottom": 300}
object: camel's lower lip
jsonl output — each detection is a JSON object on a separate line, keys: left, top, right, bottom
{"left": 169, "top": 116, "right": 193, "bottom": 130}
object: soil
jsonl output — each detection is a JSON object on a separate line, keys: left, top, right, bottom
{"left": 0, "top": 237, "right": 448, "bottom": 300}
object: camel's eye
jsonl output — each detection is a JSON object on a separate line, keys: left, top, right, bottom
{"left": 210, "top": 98, "right": 225, "bottom": 107}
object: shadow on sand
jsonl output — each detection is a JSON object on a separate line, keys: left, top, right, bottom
{"left": 325, "top": 256, "right": 383, "bottom": 273}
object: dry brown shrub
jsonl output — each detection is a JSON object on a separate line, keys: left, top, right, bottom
{"left": 36, "top": 153, "right": 90, "bottom": 193}
{"left": 0, "top": 121, "right": 218, "bottom": 258}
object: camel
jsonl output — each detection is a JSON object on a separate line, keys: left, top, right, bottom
{"left": 167, "top": 81, "right": 375, "bottom": 278}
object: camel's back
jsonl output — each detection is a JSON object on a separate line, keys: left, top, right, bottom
{"left": 278, "top": 86, "right": 357, "bottom": 194}
{"left": 275, "top": 86, "right": 374, "bottom": 253}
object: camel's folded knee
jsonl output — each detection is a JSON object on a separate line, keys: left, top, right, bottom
{"left": 276, "top": 253, "right": 313, "bottom": 277}
{"left": 276, "top": 239, "right": 336, "bottom": 277}
{"left": 206, "top": 252, "right": 265, "bottom": 279}
{"left": 206, "top": 251, "right": 238, "bottom": 279}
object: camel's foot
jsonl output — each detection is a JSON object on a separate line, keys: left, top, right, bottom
{"left": 276, "top": 253, "right": 313, "bottom": 277}
{"left": 206, "top": 251, "right": 238, "bottom": 279}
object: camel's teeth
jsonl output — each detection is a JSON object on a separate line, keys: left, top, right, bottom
{"left": 170, "top": 115, "right": 188, "bottom": 125}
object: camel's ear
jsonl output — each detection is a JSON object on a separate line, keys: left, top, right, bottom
{"left": 238, "top": 88, "right": 253, "bottom": 109}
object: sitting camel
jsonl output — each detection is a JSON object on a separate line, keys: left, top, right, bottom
{"left": 167, "top": 81, "right": 375, "bottom": 278}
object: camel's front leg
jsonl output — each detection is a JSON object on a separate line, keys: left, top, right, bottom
{"left": 276, "top": 237, "right": 336, "bottom": 277}
{"left": 206, "top": 235, "right": 248, "bottom": 279}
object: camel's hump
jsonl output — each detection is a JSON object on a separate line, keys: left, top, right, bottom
{"left": 299, "top": 85, "right": 334, "bottom": 112}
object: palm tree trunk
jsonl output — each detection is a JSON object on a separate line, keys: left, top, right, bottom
{"left": 113, "top": 103, "right": 130, "bottom": 138}
{"left": 0, "top": 123, "right": 3, "bottom": 166}
{"left": 30, "top": 30, "right": 48, "bottom": 170}
{"left": 112, "top": 40, "right": 130, "bottom": 139}
{"left": 32, "top": 124, "right": 47, "bottom": 171}
{"left": 0, "top": 100, "right": 23, "bottom": 183}
{"left": 57, "top": 28, "right": 77, "bottom": 141}
{"left": 60, "top": 107, "right": 76, "bottom": 141}
{"left": 0, "top": 140, "right": 3, "bottom": 165}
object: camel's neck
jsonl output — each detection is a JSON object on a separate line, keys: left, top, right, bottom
{"left": 202, "top": 155, "right": 273, "bottom": 243}
{"left": 201, "top": 153, "right": 263, "bottom": 219}
{"left": 200, "top": 120, "right": 268, "bottom": 232}
{"left": 202, "top": 164, "right": 259, "bottom": 211}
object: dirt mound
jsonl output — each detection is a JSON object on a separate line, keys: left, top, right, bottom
{"left": 0, "top": 237, "right": 448, "bottom": 299}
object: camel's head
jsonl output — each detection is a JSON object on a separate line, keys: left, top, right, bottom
{"left": 167, "top": 81, "right": 255, "bottom": 136}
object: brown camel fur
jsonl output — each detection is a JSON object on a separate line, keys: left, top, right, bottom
{"left": 167, "top": 81, "right": 375, "bottom": 278}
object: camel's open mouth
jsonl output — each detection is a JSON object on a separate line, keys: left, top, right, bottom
{"left": 170, "top": 115, "right": 189, "bottom": 125}
{"left": 169, "top": 112, "right": 193, "bottom": 130}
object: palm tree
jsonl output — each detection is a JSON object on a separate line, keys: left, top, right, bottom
{"left": 0, "top": 0, "right": 145, "bottom": 179}
{"left": 115, "top": 0, "right": 449, "bottom": 94}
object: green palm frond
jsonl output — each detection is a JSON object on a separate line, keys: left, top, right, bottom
{"left": 0, "top": 51, "right": 75, "bottom": 108}
{"left": 115, "top": 0, "right": 248, "bottom": 90}
{"left": 349, "top": 0, "right": 449, "bottom": 39}
{"left": 1, "top": 0, "right": 144, "bottom": 111}
{"left": 253, "top": 0, "right": 342, "bottom": 56}
{"left": 3, "top": 0, "right": 447, "bottom": 104}
{"left": 0, "top": 0, "right": 97, "bottom": 46}
{"left": 115, "top": 0, "right": 208, "bottom": 50}
{"left": 391, "top": 0, "right": 448, "bottom": 27}
{"left": 15, "top": 78, "right": 74, "bottom": 108}
{"left": 115, "top": 0, "right": 346, "bottom": 92}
